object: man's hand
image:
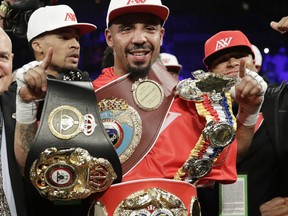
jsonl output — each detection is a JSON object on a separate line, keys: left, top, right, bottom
{"left": 260, "top": 197, "right": 288, "bottom": 216}
{"left": 236, "top": 59, "right": 265, "bottom": 110}
{"left": 234, "top": 59, "right": 267, "bottom": 126}
{"left": 270, "top": 16, "right": 288, "bottom": 34}
{"left": 17, "top": 47, "right": 53, "bottom": 102}
{"left": 233, "top": 59, "right": 267, "bottom": 161}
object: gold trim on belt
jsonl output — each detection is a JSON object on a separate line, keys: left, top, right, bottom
{"left": 30, "top": 147, "right": 117, "bottom": 200}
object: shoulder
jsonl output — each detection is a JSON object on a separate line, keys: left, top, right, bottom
{"left": 92, "top": 67, "right": 119, "bottom": 90}
{"left": 266, "top": 81, "right": 288, "bottom": 97}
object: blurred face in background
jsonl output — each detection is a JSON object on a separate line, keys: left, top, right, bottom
{"left": 0, "top": 28, "right": 13, "bottom": 95}
{"left": 210, "top": 51, "right": 256, "bottom": 77}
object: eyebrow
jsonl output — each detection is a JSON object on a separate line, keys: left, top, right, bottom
{"left": 0, "top": 51, "right": 11, "bottom": 55}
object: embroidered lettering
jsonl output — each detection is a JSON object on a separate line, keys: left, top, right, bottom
{"left": 127, "top": 0, "right": 146, "bottom": 5}
{"left": 215, "top": 37, "right": 233, "bottom": 51}
{"left": 65, "top": 13, "right": 77, "bottom": 22}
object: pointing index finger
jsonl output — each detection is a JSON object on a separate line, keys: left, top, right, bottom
{"left": 238, "top": 59, "right": 246, "bottom": 78}
{"left": 40, "top": 47, "right": 53, "bottom": 71}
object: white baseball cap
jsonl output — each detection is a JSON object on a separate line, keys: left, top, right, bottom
{"left": 106, "top": 0, "right": 169, "bottom": 27}
{"left": 27, "top": 5, "right": 97, "bottom": 42}
{"left": 160, "top": 53, "right": 182, "bottom": 72}
{"left": 252, "top": 44, "right": 262, "bottom": 67}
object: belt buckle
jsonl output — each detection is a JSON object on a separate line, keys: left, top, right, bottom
{"left": 30, "top": 147, "right": 117, "bottom": 200}
{"left": 203, "top": 121, "right": 236, "bottom": 148}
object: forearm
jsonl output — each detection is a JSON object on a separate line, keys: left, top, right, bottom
{"left": 14, "top": 60, "right": 46, "bottom": 175}
{"left": 236, "top": 122, "right": 254, "bottom": 162}
{"left": 14, "top": 122, "right": 37, "bottom": 176}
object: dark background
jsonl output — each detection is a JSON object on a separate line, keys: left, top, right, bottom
{"left": 8, "top": 0, "right": 288, "bottom": 84}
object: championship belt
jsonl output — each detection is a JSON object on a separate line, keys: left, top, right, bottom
{"left": 25, "top": 78, "right": 122, "bottom": 202}
{"left": 174, "top": 70, "right": 238, "bottom": 183}
{"left": 95, "top": 61, "right": 178, "bottom": 175}
{"left": 88, "top": 179, "right": 200, "bottom": 216}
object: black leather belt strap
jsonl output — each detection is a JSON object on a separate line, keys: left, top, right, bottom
{"left": 24, "top": 78, "right": 122, "bottom": 205}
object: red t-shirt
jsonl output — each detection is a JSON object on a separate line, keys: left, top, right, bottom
{"left": 93, "top": 67, "right": 237, "bottom": 186}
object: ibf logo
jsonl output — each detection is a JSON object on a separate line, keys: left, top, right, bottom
{"left": 65, "top": 13, "right": 77, "bottom": 22}
{"left": 215, "top": 37, "right": 233, "bottom": 51}
{"left": 127, "top": 0, "right": 147, "bottom": 5}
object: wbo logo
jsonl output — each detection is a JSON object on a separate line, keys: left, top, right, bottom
{"left": 126, "top": 0, "right": 147, "bottom": 5}
{"left": 215, "top": 37, "right": 233, "bottom": 51}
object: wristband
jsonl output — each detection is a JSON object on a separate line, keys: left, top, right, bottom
{"left": 16, "top": 60, "right": 42, "bottom": 89}
{"left": 236, "top": 104, "right": 261, "bottom": 126}
{"left": 245, "top": 69, "right": 267, "bottom": 96}
{"left": 16, "top": 87, "right": 38, "bottom": 124}
{"left": 15, "top": 61, "right": 43, "bottom": 124}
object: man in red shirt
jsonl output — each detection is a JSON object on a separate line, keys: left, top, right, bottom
{"left": 15, "top": 0, "right": 267, "bottom": 215}
{"left": 89, "top": 0, "right": 267, "bottom": 214}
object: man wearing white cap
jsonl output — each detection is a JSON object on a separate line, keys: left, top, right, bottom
{"left": 252, "top": 44, "right": 263, "bottom": 72}
{"left": 88, "top": 1, "right": 266, "bottom": 215}
{"left": 160, "top": 52, "right": 182, "bottom": 78}
{"left": 15, "top": 4, "right": 96, "bottom": 174}
{"left": 14, "top": 4, "right": 97, "bottom": 216}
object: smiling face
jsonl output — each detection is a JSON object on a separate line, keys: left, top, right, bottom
{"left": 31, "top": 27, "right": 81, "bottom": 77}
{"left": 0, "top": 28, "right": 13, "bottom": 95}
{"left": 105, "top": 13, "right": 165, "bottom": 80}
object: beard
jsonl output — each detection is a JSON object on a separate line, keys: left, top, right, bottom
{"left": 126, "top": 44, "right": 153, "bottom": 81}
{"left": 49, "top": 64, "right": 78, "bottom": 78}
{"left": 127, "top": 61, "right": 152, "bottom": 82}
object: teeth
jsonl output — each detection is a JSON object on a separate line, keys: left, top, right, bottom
{"left": 134, "top": 53, "right": 144, "bottom": 56}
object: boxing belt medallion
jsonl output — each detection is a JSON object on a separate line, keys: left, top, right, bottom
{"left": 88, "top": 179, "right": 200, "bottom": 216}
{"left": 95, "top": 61, "right": 178, "bottom": 175}
{"left": 25, "top": 78, "right": 122, "bottom": 201}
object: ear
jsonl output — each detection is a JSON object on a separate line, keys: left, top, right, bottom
{"left": 31, "top": 39, "right": 43, "bottom": 53}
{"left": 105, "top": 28, "right": 113, "bottom": 47}
{"left": 160, "top": 27, "right": 165, "bottom": 46}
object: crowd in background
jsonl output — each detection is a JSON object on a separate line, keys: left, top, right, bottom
{"left": 6, "top": 0, "right": 288, "bottom": 83}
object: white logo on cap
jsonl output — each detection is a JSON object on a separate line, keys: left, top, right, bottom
{"left": 215, "top": 37, "right": 232, "bottom": 51}
{"left": 127, "top": 0, "right": 147, "bottom": 5}
{"left": 65, "top": 13, "right": 76, "bottom": 22}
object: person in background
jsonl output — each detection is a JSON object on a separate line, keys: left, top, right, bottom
{"left": 160, "top": 52, "right": 182, "bottom": 78}
{"left": 88, "top": 0, "right": 266, "bottom": 214}
{"left": 0, "top": 27, "right": 28, "bottom": 216}
{"left": 198, "top": 29, "right": 287, "bottom": 216}
{"left": 258, "top": 16, "right": 288, "bottom": 216}
{"left": 15, "top": 3, "right": 96, "bottom": 176}
{"left": 101, "top": 46, "right": 114, "bottom": 68}
{"left": 252, "top": 44, "right": 263, "bottom": 72}
{"left": 14, "top": 4, "right": 97, "bottom": 216}
{"left": 252, "top": 43, "right": 279, "bottom": 87}
{"left": 0, "top": 0, "right": 16, "bottom": 28}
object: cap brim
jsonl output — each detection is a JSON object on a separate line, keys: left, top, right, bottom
{"left": 166, "top": 65, "right": 182, "bottom": 72}
{"left": 108, "top": 5, "right": 169, "bottom": 25}
{"left": 63, "top": 23, "right": 97, "bottom": 35}
{"left": 204, "top": 46, "right": 254, "bottom": 69}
